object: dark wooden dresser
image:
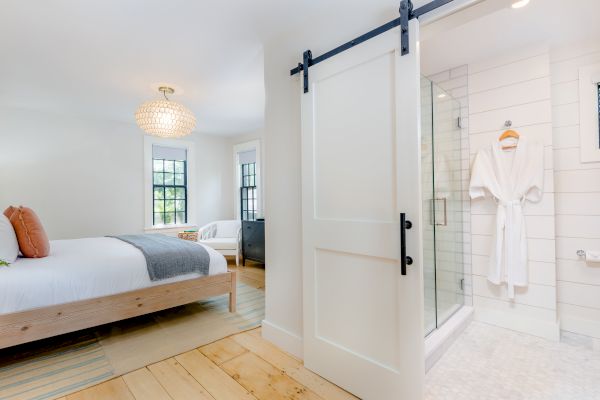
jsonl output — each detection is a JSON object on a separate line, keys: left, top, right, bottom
{"left": 242, "top": 219, "right": 265, "bottom": 265}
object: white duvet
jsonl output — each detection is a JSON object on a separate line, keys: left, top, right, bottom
{"left": 0, "top": 237, "right": 228, "bottom": 315}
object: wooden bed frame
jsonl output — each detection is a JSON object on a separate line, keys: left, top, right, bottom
{"left": 0, "top": 270, "right": 236, "bottom": 350}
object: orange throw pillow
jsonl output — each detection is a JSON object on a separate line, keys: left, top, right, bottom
{"left": 7, "top": 206, "right": 50, "bottom": 258}
{"left": 3, "top": 206, "right": 15, "bottom": 219}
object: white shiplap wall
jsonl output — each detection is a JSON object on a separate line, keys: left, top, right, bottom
{"left": 550, "top": 40, "right": 600, "bottom": 339}
{"left": 467, "top": 46, "right": 559, "bottom": 341}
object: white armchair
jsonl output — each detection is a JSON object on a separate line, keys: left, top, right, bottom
{"left": 197, "top": 220, "right": 241, "bottom": 266}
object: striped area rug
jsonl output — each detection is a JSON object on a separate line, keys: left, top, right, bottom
{"left": 0, "top": 283, "right": 264, "bottom": 400}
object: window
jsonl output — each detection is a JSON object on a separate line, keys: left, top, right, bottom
{"left": 233, "top": 140, "right": 260, "bottom": 221}
{"left": 579, "top": 64, "right": 600, "bottom": 162}
{"left": 152, "top": 145, "right": 187, "bottom": 225}
{"left": 240, "top": 162, "right": 257, "bottom": 221}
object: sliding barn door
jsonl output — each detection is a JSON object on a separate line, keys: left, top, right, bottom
{"left": 301, "top": 20, "right": 424, "bottom": 399}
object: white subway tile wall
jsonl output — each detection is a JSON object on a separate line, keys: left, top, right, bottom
{"left": 427, "top": 65, "right": 473, "bottom": 309}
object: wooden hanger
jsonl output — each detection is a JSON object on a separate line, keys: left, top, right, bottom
{"left": 499, "top": 120, "right": 519, "bottom": 150}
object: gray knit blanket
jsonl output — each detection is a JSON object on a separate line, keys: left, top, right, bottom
{"left": 110, "top": 234, "right": 210, "bottom": 281}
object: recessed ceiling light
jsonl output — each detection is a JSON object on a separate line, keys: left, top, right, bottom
{"left": 437, "top": 93, "right": 447, "bottom": 99}
{"left": 511, "top": 0, "right": 530, "bottom": 9}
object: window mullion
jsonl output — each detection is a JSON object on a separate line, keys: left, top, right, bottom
{"left": 152, "top": 156, "right": 188, "bottom": 226}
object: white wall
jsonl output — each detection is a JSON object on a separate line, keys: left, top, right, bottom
{"left": 0, "top": 107, "right": 235, "bottom": 239}
{"left": 262, "top": 34, "right": 304, "bottom": 357}
{"left": 466, "top": 46, "right": 559, "bottom": 341}
{"left": 194, "top": 133, "right": 236, "bottom": 227}
{"left": 550, "top": 40, "right": 600, "bottom": 340}
{"left": 424, "top": 39, "right": 600, "bottom": 343}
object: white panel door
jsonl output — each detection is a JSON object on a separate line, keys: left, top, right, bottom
{"left": 301, "top": 20, "right": 424, "bottom": 400}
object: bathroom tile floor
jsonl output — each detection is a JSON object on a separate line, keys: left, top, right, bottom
{"left": 425, "top": 321, "right": 600, "bottom": 400}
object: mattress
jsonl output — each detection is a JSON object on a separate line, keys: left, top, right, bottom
{"left": 0, "top": 237, "right": 228, "bottom": 315}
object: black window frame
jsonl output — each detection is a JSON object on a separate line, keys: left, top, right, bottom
{"left": 240, "top": 162, "right": 257, "bottom": 221}
{"left": 152, "top": 158, "right": 188, "bottom": 226}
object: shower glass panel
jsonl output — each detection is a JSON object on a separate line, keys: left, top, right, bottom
{"left": 421, "top": 77, "right": 437, "bottom": 335}
{"left": 421, "top": 77, "right": 464, "bottom": 336}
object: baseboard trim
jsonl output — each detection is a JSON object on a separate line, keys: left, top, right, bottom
{"left": 474, "top": 307, "right": 560, "bottom": 341}
{"left": 560, "top": 314, "right": 600, "bottom": 340}
{"left": 261, "top": 319, "right": 304, "bottom": 359}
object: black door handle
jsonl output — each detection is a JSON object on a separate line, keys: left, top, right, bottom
{"left": 400, "top": 213, "right": 413, "bottom": 275}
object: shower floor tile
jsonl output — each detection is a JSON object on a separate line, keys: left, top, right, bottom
{"left": 425, "top": 321, "right": 600, "bottom": 400}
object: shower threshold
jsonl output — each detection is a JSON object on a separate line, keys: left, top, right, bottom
{"left": 425, "top": 306, "right": 474, "bottom": 372}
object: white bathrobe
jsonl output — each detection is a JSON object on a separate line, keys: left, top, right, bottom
{"left": 469, "top": 137, "right": 544, "bottom": 298}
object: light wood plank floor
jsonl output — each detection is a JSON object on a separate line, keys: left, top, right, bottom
{"left": 65, "top": 262, "right": 357, "bottom": 400}
{"left": 229, "top": 260, "right": 265, "bottom": 290}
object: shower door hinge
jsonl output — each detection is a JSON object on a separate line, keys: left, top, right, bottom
{"left": 457, "top": 116, "right": 462, "bottom": 129}
{"left": 459, "top": 278, "right": 464, "bottom": 291}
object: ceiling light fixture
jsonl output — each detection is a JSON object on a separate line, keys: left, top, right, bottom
{"left": 135, "top": 86, "right": 196, "bottom": 138}
{"left": 511, "top": 0, "right": 530, "bottom": 9}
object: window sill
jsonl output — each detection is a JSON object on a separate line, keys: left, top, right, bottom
{"left": 144, "top": 224, "right": 198, "bottom": 233}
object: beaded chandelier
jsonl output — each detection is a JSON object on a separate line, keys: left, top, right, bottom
{"left": 135, "top": 86, "right": 196, "bottom": 138}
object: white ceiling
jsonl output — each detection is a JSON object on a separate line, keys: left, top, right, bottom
{"left": 2, "top": 0, "right": 598, "bottom": 135}
{"left": 0, "top": 0, "right": 436, "bottom": 135}
{"left": 421, "top": 0, "right": 600, "bottom": 75}
{"left": 0, "top": 1, "right": 275, "bottom": 135}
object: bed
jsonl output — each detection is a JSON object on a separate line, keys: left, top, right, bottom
{"left": 0, "top": 237, "right": 236, "bottom": 350}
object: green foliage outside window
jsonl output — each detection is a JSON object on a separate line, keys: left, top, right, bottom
{"left": 153, "top": 159, "right": 187, "bottom": 225}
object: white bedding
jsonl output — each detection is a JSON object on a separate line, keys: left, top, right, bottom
{"left": 0, "top": 237, "right": 228, "bottom": 315}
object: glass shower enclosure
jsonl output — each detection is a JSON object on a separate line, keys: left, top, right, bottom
{"left": 421, "top": 77, "right": 465, "bottom": 336}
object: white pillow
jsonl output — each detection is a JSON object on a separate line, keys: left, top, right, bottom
{"left": 0, "top": 213, "right": 19, "bottom": 264}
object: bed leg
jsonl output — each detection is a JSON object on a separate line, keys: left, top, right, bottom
{"left": 229, "top": 270, "right": 237, "bottom": 313}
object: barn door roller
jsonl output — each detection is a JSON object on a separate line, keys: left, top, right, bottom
{"left": 291, "top": 0, "right": 455, "bottom": 93}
